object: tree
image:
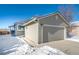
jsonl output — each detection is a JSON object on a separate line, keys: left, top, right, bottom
{"left": 58, "top": 5, "right": 73, "bottom": 23}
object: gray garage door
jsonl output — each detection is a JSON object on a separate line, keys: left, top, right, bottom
{"left": 42, "top": 25, "right": 65, "bottom": 43}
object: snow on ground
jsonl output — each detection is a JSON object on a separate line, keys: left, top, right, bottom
{"left": 26, "top": 46, "right": 65, "bottom": 55}
{"left": 0, "top": 35, "right": 25, "bottom": 55}
{"left": 0, "top": 35, "right": 65, "bottom": 55}
{"left": 67, "top": 35, "right": 79, "bottom": 42}
{"left": 8, "top": 45, "right": 66, "bottom": 55}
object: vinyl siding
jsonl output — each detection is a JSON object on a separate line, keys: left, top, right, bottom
{"left": 25, "top": 22, "right": 39, "bottom": 44}
{"left": 39, "top": 14, "right": 68, "bottom": 27}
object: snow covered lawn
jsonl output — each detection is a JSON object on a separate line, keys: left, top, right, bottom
{"left": 0, "top": 35, "right": 65, "bottom": 55}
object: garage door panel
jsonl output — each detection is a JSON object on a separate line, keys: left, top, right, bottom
{"left": 43, "top": 26, "right": 64, "bottom": 43}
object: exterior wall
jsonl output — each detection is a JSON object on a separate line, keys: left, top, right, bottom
{"left": 12, "top": 25, "right": 17, "bottom": 36}
{"left": 9, "top": 26, "right": 15, "bottom": 36}
{"left": 24, "top": 14, "right": 68, "bottom": 45}
{"left": 39, "top": 14, "right": 68, "bottom": 27}
{"left": 15, "top": 31, "right": 24, "bottom": 36}
{"left": 25, "top": 22, "right": 39, "bottom": 44}
{"left": 38, "top": 14, "right": 67, "bottom": 43}
{"left": 69, "top": 26, "right": 79, "bottom": 37}
{"left": 14, "top": 24, "right": 25, "bottom": 36}
{"left": 38, "top": 24, "right": 43, "bottom": 44}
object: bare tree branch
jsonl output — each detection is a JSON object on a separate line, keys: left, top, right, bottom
{"left": 58, "top": 5, "right": 73, "bottom": 23}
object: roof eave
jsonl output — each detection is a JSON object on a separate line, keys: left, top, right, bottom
{"left": 23, "top": 18, "right": 38, "bottom": 26}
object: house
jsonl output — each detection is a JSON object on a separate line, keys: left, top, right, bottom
{"left": 9, "top": 25, "right": 15, "bottom": 36}
{"left": 23, "top": 13, "right": 69, "bottom": 46}
{"left": 9, "top": 21, "right": 26, "bottom": 36}
{"left": 68, "top": 21, "right": 79, "bottom": 37}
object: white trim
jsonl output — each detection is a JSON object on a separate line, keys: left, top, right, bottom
{"left": 41, "top": 24, "right": 44, "bottom": 43}
{"left": 64, "top": 27, "right": 66, "bottom": 40}
{"left": 23, "top": 17, "right": 37, "bottom": 26}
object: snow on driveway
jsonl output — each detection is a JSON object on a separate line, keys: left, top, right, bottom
{"left": 0, "top": 35, "right": 65, "bottom": 55}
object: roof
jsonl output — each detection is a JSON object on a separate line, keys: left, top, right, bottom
{"left": 9, "top": 19, "right": 31, "bottom": 28}
{"left": 15, "top": 20, "right": 29, "bottom": 25}
{"left": 23, "top": 12, "right": 70, "bottom": 26}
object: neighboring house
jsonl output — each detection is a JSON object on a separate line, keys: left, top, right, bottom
{"left": 9, "top": 21, "right": 26, "bottom": 36}
{"left": 68, "top": 21, "right": 79, "bottom": 37}
{"left": 23, "top": 13, "right": 69, "bottom": 46}
{"left": 9, "top": 25, "right": 15, "bottom": 36}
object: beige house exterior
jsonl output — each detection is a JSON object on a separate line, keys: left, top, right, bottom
{"left": 69, "top": 22, "right": 79, "bottom": 37}
{"left": 23, "top": 13, "right": 69, "bottom": 46}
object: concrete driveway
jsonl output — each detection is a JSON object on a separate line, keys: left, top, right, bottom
{"left": 36, "top": 40, "right": 79, "bottom": 55}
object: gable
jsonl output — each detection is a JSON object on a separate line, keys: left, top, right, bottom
{"left": 38, "top": 14, "right": 69, "bottom": 27}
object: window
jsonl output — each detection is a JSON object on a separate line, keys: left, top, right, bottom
{"left": 18, "top": 25, "right": 24, "bottom": 31}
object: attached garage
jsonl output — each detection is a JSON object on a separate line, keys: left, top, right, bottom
{"left": 23, "top": 13, "right": 69, "bottom": 46}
